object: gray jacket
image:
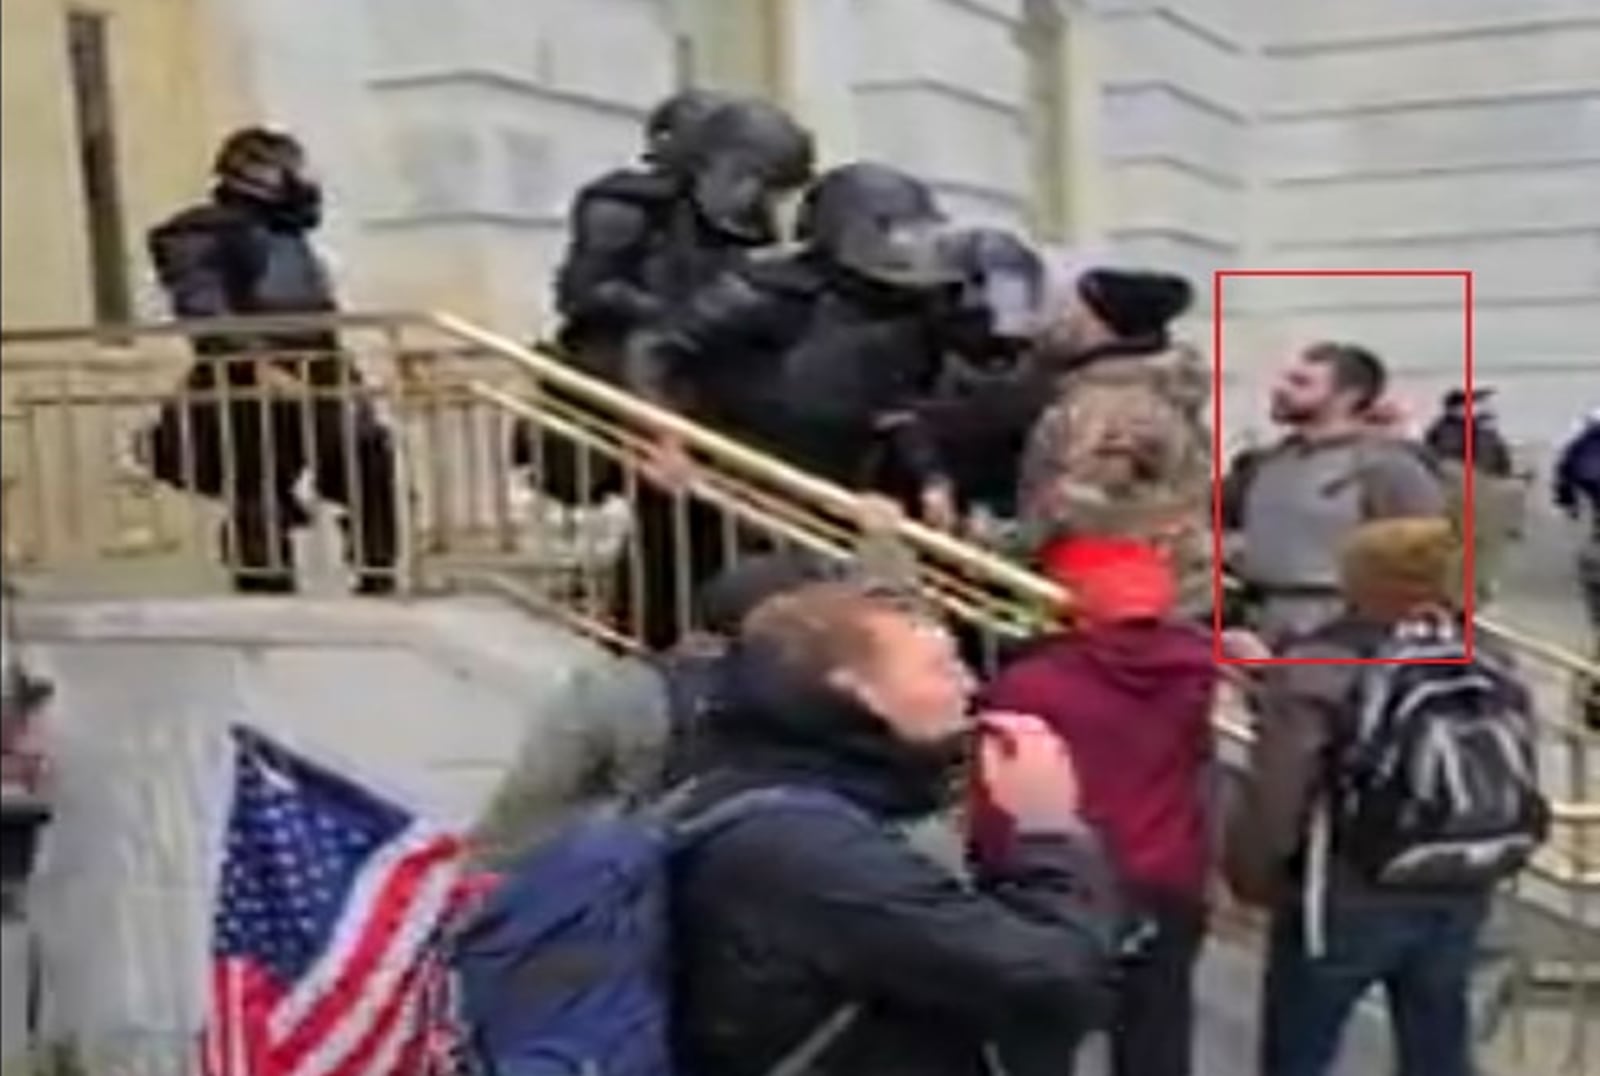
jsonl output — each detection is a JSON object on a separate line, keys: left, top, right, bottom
{"left": 469, "top": 655, "right": 668, "bottom": 869}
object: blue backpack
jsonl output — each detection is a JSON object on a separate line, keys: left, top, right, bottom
{"left": 448, "top": 785, "right": 862, "bottom": 1076}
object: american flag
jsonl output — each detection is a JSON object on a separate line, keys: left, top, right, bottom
{"left": 202, "top": 726, "right": 467, "bottom": 1076}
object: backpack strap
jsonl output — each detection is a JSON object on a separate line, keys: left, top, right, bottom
{"left": 764, "top": 1005, "right": 861, "bottom": 1076}
{"left": 657, "top": 783, "right": 868, "bottom": 1075}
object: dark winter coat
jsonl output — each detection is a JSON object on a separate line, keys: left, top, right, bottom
{"left": 147, "top": 188, "right": 340, "bottom": 355}
{"left": 553, "top": 168, "right": 754, "bottom": 363}
{"left": 634, "top": 254, "right": 951, "bottom": 492}
{"left": 1423, "top": 413, "right": 1514, "bottom": 478}
{"left": 671, "top": 645, "right": 1118, "bottom": 1076}
{"left": 913, "top": 349, "right": 1057, "bottom": 516}
{"left": 144, "top": 189, "right": 385, "bottom": 507}
{"left": 1555, "top": 421, "right": 1600, "bottom": 540}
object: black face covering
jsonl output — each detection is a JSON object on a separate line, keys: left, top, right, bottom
{"left": 216, "top": 174, "right": 323, "bottom": 232}
{"left": 275, "top": 176, "right": 323, "bottom": 231}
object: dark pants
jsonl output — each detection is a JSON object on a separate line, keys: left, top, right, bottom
{"left": 220, "top": 415, "right": 399, "bottom": 595}
{"left": 509, "top": 387, "right": 623, "bottom": 507}
{"left": 149, "top": 354, "right": 399, "bottom": 595}
{"left": 1110, "top": 893, "right": 1205, "bottom": 1076}
{"left": 614, "top": 485, "right": 748, "bottom": 652}
{"left": 1261, "top": 889, "right": 1488, "bottom": 1076}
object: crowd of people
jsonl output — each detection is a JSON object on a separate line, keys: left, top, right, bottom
{"left": 104, "top": 89, "right": 1600, "bottom": 1076}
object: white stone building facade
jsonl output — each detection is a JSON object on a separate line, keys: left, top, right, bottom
{"left": 208, "top": 0, "right": 1597, "bottom": 445}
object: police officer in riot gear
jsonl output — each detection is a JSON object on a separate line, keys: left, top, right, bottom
{"left": 912, "top": 226, "right": 1050, "bottom": 533}
{"left": 552, "top": 91, "right": 813, "bottom": 367}
{"left": 525, "top": 93, "right": 813, "bottom": 503}
{"left": 644, "top": 89, "right": 728, "bottom": 167}
{"left": 630, "top": 161, "right": 959, "bottom": 492}
{"left": 621, "top": 162, "right": 961, "bottom": 648}
{"left": 144, "top": 127, "right": 399, "bottom": 594}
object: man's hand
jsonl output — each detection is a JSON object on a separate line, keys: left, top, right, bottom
{"left": 919, "top": 481, "right": 959, "bottom": 531}
{"left": 977, "top": 711, "right": 1081, "bottom": 832}
{"left": 642, "top": 434, "right": 695, "bottom": 491}
{"left": 856, "top": 494, "right": 906, "bottom": 537}
{"left": 1221, "top": 628, "right": 1273, "bottom": 662}
{"left": 1363, "top": 395, "right": 1413, "bottom": 438}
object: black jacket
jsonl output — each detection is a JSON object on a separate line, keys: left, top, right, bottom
{"left": 1555, "top": 421, "right": 1600, "bottom": 536}
{"left": 553, "top": 168, "right": 753, "bottom": 363}
{"left": 634, "top": 254, "right": 951, "bottom": 491}
{"left": 147, "top": 189, "right": 339, "bottom": 360}
{"left": 143, "top": 190, "right": 388, "bottom": 505}
{"left": 914, "top": 350, "right": 1057, "bottom": 515}
{"left": 671, "top": 646, "right": 1118, "bottom": 1076}
{"left": 1423, "top": 414, "right": 1514, "bottom": 478}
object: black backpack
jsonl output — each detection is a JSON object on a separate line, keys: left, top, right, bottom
{"left": 1327, "top": 617, "right": 1550, "bottom": 889}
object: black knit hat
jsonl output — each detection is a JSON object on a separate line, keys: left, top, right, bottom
{"left": 1078, "top": 269, "right": 1194, "bottom": 339}
{"left": 1442, "top": 386, "right": 1493, "bottom": 410}
{"left": 696, "top": 552, "right": 838, "bottom": 636}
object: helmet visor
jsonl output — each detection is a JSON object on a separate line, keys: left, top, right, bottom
{"left": 980, "top": 270, "right": 1044, "bottom": 340}
{"left": 838, "top": 218, "right": 959, "bottom": 289}
{"left": 693, "top": 163, "right": 779, "bottom": 243}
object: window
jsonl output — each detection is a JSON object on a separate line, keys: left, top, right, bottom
{"left": 66, "top": 9, "right": 132, "bottom": 324}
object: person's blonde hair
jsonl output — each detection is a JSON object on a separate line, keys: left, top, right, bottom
{"left": 1340, "top": 516, "right": 1459, "bottom": 608}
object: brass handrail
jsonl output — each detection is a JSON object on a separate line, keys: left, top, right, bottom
{"left": 4, "top": 312, "right": 1594, "bottom": 818}
{"left": 3, "top": 311, "right": 1064, "bottom": 605}
{"left": 0, "top": 310, "right": 429, "bottom": 346}
{"left": 15, "top": 310, "right": 1597, "bottom": 671}
{"left": 483, "top": 383, "right": 1597, "bottom": 870}
{"left": 431, "top": 313, "right": 1066, "bottom": 608}
{"left": 5, "top": 310, "right": 1593, "bottom": 1073}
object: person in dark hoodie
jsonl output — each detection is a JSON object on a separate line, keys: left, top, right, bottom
{"left": 972, "top": 536, "right": 1218, "bottom": 1076}
{"left": 672, "top": 581, "right": 1118, "bottom": 1076}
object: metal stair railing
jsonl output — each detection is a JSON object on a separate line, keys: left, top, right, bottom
{"left": 2, "top": 310, "right": 1595, "bottom": 1072}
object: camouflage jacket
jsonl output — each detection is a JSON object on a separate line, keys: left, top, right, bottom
{"left": 1018, "top": 343, "right": 1211, "bottom": 539}
{"left": 1015, "top": 343, "right": 1213, "bottom": 611}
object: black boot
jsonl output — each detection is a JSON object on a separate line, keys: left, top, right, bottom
{"left": 222, "top": 501, "right": 295, "bottom": 593}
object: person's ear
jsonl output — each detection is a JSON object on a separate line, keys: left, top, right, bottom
{"left": 825, "top": 666, "right": 860, "bottom": 698}
{"left": 827, "top": 665, "right": 885, "bottom": 715}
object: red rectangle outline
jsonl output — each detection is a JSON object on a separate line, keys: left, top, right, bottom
{"left": 1210, "top": 269, "right": 1476, "bottom": 667}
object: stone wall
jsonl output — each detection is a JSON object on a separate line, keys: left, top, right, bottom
{"left": 15, "top": 594, "right": 651, "bottom": 1072}
{"left": 204, "top": 0, "right": 1598, "bottom": 438}
{"left": 1239, "top": 0, "right": 1600, "bottom": 448}
{"left": 0, "top": 0, "right": 250, "bottom": 329}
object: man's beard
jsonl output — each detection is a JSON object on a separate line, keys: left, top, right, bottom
{"left": 1270, "top": 396, "right": 1320, "bottom": 426}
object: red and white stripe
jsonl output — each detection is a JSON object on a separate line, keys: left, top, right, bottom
{"left": 203, "top": 824, "right": 465, "bottom": 1076}
{"left": 205, "top": 958, "right": 281, "bottom": 1076}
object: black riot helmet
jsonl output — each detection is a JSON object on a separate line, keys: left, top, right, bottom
{"left": 214, "top": 126, "right": 304, "bottom": 194}
{"left": 211, "top": 125, "right": 321, "bottom": 227}
{"left": 935, "top": 226, "right": 1046, "bottom": 354}
{"left": 794, "top": 162, "right": 957, "bottom": 290}
{"left": 643, "top": 88, "right": 731, "bottom": 169}
{"left": 680, "top": 98, "right": 815, "bottom": 244}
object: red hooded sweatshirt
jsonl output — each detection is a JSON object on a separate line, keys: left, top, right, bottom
{"left": 973, "top": 621, "right": 1218, "bottom": 902}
